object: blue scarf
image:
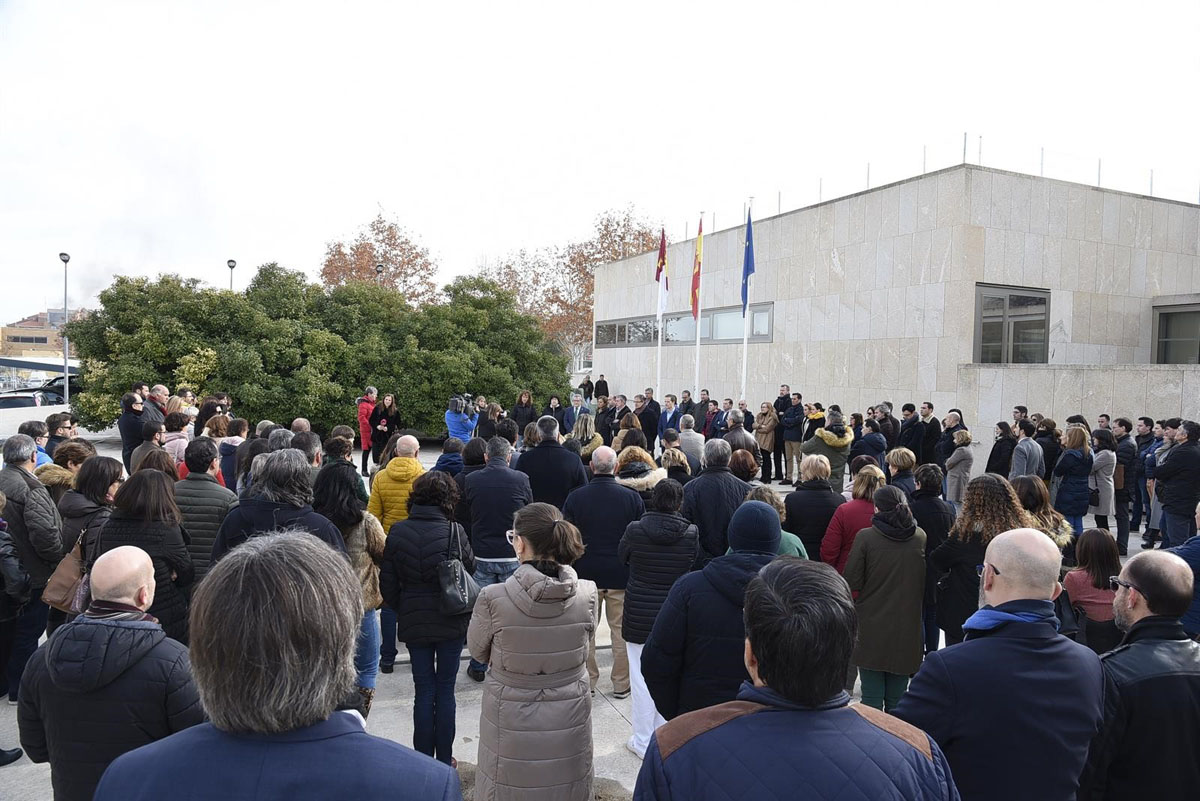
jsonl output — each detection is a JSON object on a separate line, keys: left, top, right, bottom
{"left": 962, "top": 600, "right": 1060, "bottom": 633}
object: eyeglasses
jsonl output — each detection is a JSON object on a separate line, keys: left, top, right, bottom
{"left": 976, "top": 563, "right": 1001, "bottom": 578}
{"left": 1109, "top": 576, "right": 1143, "bottom": 596}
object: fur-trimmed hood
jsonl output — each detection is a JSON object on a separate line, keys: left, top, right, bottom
{"left": 814, "top": 427, "right": 854, "bottom": 449}
{"left": 616, "top": 466, "right": 667, "bottom": 492}
{"left": 34, "top": 463, "right": 75, "bottom": 491}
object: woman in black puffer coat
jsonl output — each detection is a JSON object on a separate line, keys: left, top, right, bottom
{"left": 379, "top": 471, "right": 475, "bottom": 766}
{"left": 94, "top": 470, "right": 194, "bottom": 643}
{"left": 618, "top": 479, "right": 697, "bottom": 758}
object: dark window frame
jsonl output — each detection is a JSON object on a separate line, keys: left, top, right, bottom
{"left": 973, "top": 283, "right": 1050, "bottom": 364}
{"left": 1153, "top": 303, "right": 1200, "bottom": 364}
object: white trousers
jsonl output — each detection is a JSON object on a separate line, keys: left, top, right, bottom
{"left": 626, "top": 641, "right": 665, "bottom": 757}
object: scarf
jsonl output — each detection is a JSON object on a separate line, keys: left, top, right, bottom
{"left": 962, "top": 601, "right": 1058, "bottom": 633}
{"left": 85, "top": 599, "right": 158, "bottom": 623}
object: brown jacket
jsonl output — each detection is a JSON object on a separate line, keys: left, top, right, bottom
{"left": 754, "top": 410, "right": 779, "bottom": 452}
{"left": 843, "top": 523, "right": 927, "bottom": 675}
{"left": 343, "top": 513, "right": 386, "bottom": 609}
{"left": 468, "top": 563, "right": 598, "bottom": 801}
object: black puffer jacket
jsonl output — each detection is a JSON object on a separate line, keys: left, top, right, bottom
{"left": 379, "top": 505, "right": 475, "bottom": 646}
{"left": 174, "top": 473, "right": 238, "bottom": 581}
{"left": 95, "top": 514, "right": 194, "bottom": 643}
{"left": 909, "top": 487, "right": 956, "bottom": 609}
{"left": 618, "top": 512, "right": 698, "bottom": 644}
{"left": 641, "top": 551, "right": 775, "bottom": 719}
{"left": 57, "top": 489, "right": 111, "bottom": 560}
{"left": 680, "top": 467, "right": 752, "bottom": 568}
{"left": 16, "top": 615, "right": 203, "bottom": 801}
{"left": 782, "top": 479, "right": 845, "bottom": 557}
{"left": 0, "top": 464, "right": 63, "bottom": 588}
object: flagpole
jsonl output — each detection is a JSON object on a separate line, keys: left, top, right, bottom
{"left": 656, "top": 271, "right": 664, "bottom": 404}
{"left": 740, "top": 206, "right": 754, "bottom": 404}
{"left": 692, "top": 214, "right": 703, "bottom": 400}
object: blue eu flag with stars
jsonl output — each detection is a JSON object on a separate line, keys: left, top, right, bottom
{"left": 741, "top": 210, "right": 755, "bottom": 316}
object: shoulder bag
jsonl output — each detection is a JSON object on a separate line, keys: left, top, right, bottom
{"left": 437, "top": 522, "right": 480, "bottom": 616}
{"left": 43, "top": 517, "right": 101, "bottom": 614}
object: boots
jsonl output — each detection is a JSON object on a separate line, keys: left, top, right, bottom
{"left": 361, "top": 448, "right": 371, "bottom": 477}
{"left": 357, "top": 686, "right": 375, "bottom": 718}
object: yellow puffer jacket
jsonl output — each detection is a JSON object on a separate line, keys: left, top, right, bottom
{"left": 368, "top": 456, "right": 426, "bottom": 532}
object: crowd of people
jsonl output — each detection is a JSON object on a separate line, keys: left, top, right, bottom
{"left": 0, "top": 376, "right": 1198, "bottom": 800}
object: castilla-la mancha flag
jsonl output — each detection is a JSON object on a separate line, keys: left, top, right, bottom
{"left": 655, "top": 228, "right": 668, "bottom": 320}
{"left": 690, "top": 218, "right": 703, "bottom": 320}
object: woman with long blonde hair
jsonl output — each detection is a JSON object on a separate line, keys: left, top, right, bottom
{"left": 930, "top": 474, "right": 1034, "bottom": 644}
{"left": 1053, "top": 425, "right": 1094, "bottom": 536}
{"left": 570, "top": 413, "right": 602, "bottom": 463}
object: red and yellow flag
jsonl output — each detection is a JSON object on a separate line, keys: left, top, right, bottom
{"left": 690, "top": 217, "right": 703, "bottom": 320}
{"left": 655, "top": 228, "right": 668, "bottom": 320}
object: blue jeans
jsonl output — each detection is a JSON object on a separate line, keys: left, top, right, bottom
{"left": 1162, "top": 511, "right": 1198, "bottom": 548}
{"left": 407, "top": 638, "right": 465, "bottom": 764}
{"left": 380, "top": 606, "right": 397, "bottom": 667}
{"left": 1065, "top": 515, "right": 1084, "bottom": 536}
{"left": 468, "top": 560, "right": 519, "bottom": 673}
{"left": 6, "top": 598, "right": 49, "bottom": 701}
{"left": 356, "top": 610, "right": 380, "bottom": 689}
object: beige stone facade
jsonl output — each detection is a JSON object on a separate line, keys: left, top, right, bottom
{"left": 592, "top": 165, "right": 1200, "bottom": 450}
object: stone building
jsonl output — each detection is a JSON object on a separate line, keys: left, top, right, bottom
{"left": 591, "top": 164, "right": 1200, "bottom": 447}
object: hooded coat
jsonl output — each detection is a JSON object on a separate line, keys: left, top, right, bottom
{"left": 844, "top": 516, "right": 928, "bottom": 675}
{"left": 618, "top": 511, "right": 698, "bottom": 644}
{"left": 16, "top": 615, "right": 203, "bottom": 801}
{"left": 468, "top": 563, "right": 598, "bottom": 801}
{"left": 34, "top": 463, "right": 75, "bottom": 506}
{"left": 95, "top": 514, "right": 194, "bottom": 642}
{"left": 161, "top": 431, "right": 190, "bottom": 466}
{"left": 356, "top": 395, "right": 375, "bottom": 448}
{"left": 367, "top": 455, "right": 426, "bottom": 531}
{"left": 641, "top": 551, "right": 776, "bottom": 720}
{"left": 848, "top": 431, "right": 887, "bottom": 472}
{"left": 615, "top": 462, "right": 667, "bottom": 506}
{"left": 800, "top": 426, "right": 855, "bottom": 491}
{"left": 210, "top": 498, "right": 346, "bottom": 564}
{"left": 1054, "top": 448, "right": 1095, "bottom": 516}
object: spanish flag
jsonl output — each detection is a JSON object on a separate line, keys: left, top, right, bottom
{"left": 690, "top": 217, "right": 703, "bottom": 320}
{"left": 655, "top": 228, "right": 668, "bottom": 320}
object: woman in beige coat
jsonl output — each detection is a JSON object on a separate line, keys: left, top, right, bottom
{"left": 467, "top": 502, "right": 599, "bottom": 801}
{"left": 754, "top": 403, "right": 780, "bottom": 483}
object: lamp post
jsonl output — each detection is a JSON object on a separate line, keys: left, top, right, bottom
{"left": 227, "top": 259, "right": 236, "bottom": 291}
{"left": 375, "top": 263, "right": 384, "bottom": 286}
{"left": 58, "top": 252, "right": 69, "bottom": 403}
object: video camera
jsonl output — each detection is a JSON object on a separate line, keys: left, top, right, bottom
{"left": 448, "top": 393, "right": 474, "bottom": 414}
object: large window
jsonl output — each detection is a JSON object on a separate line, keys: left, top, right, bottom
{"left": 594, "top": 303, "right": 774, "bottom": 348}
{"left": 5, "top": 335, "right": 49, "bottom": 344}
{"left": 974, "top": 284, "right": 1049, "bottom": 364}
{"left": 1155, "top": 305, "right": 1200, "bottom": 364}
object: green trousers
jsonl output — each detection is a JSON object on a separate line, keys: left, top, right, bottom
{"left": 858, "top": 669, "right": 909, "bottom": 712}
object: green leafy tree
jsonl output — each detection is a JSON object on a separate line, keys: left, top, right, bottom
{"left": 65, "top": 267, "right": 568, "bottom": 437}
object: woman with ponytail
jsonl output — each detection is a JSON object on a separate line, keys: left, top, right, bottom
{"left": 467, "top": 503, "right": 598, "bottom": 801}
{"left": 843, "top": 485, "right": 927, "bottom": 711}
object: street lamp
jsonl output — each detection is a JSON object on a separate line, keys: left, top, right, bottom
{"left": 227, "top": 259, "right": 236, "bottom": 291}
{"left": 58, "top": 253, "right": 69, "bottom": 403}
{"left": 375, "top": 263, "right": 384, "bottom": 286}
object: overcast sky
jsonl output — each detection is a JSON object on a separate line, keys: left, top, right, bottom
{"left": 2, "top": 1, "right": 1198, "bottom": 324}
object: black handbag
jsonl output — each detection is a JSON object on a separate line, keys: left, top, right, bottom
{"left": 1088, "top": 488, "right": 1100, "bottom": 507}
{"left": 1055, "top": 585, "right": 1081, "bottom": 640}
{"left": 436, "top": 522, "right": 480, "bottom": 616}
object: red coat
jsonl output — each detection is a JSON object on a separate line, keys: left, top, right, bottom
{"left": 820, "top": 498, "right": 874, "bottom": 573}
{"left": 357, "top": 398, "right": 375, "bottom": 447}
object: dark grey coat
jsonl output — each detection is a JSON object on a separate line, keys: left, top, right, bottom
{"left": 174, "top": 473, "right": 239, "bottom": 581}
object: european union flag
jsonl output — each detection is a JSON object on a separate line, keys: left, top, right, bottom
{"left": 741, "top": 209, "right": 755, "bottom": 316}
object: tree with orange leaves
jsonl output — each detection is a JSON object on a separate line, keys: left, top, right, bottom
{"left": 320, "top": 214, "right": 440, "bottom": 306}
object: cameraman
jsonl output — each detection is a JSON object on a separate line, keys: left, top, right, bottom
{"left": 445, "top": 394, "right": 478, "bottom": 442}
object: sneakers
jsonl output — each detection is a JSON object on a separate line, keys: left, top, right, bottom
{"left": 612, "top": 688, "right": 631, "bottom": 700}
{"left": 467, "top": 666, "right": 486, "bottom": 683}
{"left": 625, "top": 740, "right": 646, "bottom": 760}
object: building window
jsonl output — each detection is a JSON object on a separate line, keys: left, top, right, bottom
{"left": 5, "top": 335, "right": 50, "bottom": 344}
{"left": 594, "top": 303, "right": 773, "bottom": 348}
{"left": 974, "top": 284, "right": 1049, "bottom": 364}
{"left": 1154, "top": 305, "right": 1200, "bottom": 364}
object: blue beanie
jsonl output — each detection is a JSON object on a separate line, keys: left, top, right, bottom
{"left": 727, "top": 500, "right": 781, "bottom": 554}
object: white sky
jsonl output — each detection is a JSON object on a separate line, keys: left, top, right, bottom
{"left": 2, "top": 0, "right": 1198, "bottom": 324}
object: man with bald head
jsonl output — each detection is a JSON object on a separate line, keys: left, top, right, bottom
{"left": 17, "top": 547, "right": 202, "bottom": 801}
{"left": 894, "top": 528, "right": 1104, "bottom": 801}
{"left": 1077, "top": 550, "right": 1200, "bottom": 800}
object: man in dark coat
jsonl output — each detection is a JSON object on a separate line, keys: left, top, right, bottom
{"left": 680, "top": 439, "right": 751, "bottom": 567}
{"left": 564, "top": 446, "right": 644, "bottom": 698}
{"left": 594, "top": 374, "right": 609, "bottom": 399}
{"left": 916, "top": 402, "right": 942, "bottom": 466}
{"left": 1130, "top": 416, "right": 1155, "bottom": 535}
{"left": 897, "top": 403, "right": 923, "bottom": 461}
{"left": 677, "top": 390, "right": 697, "bottom": 422}
{"left": 607, "top": 395, "right": 632, "bottom": 443}
{"left": 641, "top": 501, "right": 780, "bottom": 720}
{"left": 1078, "top": 550, "right": 1200, "bottom": 800}
{"left": 875, "top": 401, "right": 901, "bottom": 451}
{"left": 116, "top": 392, "right": 145, "bottom": 473}
{"left": 722, "top": 410, "right": 761, "bottom": 470}
{"left": 18, "top": 546, "right": 203, "bottom": 801}
{"left": 1154, "top": 421, "right": 1200, "bottom": 547}
{"left": 129, "top": 421, "right": 165, "bottom": 473}
{"left": 633, "top": 393, "right": 659, "bottom": 453}
{"left": 772, "top": 385, "right": 792, "bottom": 480}
{"left": 0, "top": 434, "right": 63, "bottom": 703}
{"left": 909, "top": 464, "right": 956, "bottom": 654}
{"left": 894, "top": 528, "right": 1104, "bottom": 801}
{"left": 779, "top": 394, "right": 806, "bottom": 485}
{"left": 175, "top": 438, "right": 239, "bottom": 582}
{"left": 635, "top": 558, "right": 960, "bottom": 801}
{"left": 1110, "top": 417, "right": 1138, "bottom": 556}
{"left": 515, "top": 416, "right": 588, "bottom": 509}
{"left": 933, "top": 411, "right": 964, "bottom": 469}
{"left": 463, "top": 436, "right": 531, "bottom": 681}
